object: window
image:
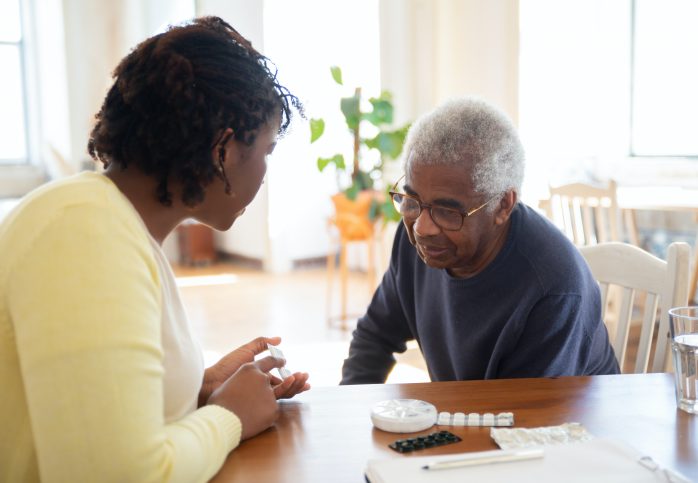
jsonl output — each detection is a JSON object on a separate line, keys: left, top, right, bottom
{"left": 261, "top": 0, "right": 382, "bottom": 262}
{"left": 631, "top": 0, "right": 698, "bottom": 156}
{"left": 0, "top": 0, "right": 30, "bottom": 165}
{"left": 519, "top": 0, "right": 697, "bottom": 203}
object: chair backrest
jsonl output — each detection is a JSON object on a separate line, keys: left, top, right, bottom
{"left": 579, "top": 242, "right": 690, "bottom": 373}
{"left": 545, "top": 181, "right": 622, "bottom": 246}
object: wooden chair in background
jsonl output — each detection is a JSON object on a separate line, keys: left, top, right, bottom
{"left": 579, "top": 241, "right": 690, "bottom": 373}
{"left": 542, "top": 180, "right": 640, "bottom": 246}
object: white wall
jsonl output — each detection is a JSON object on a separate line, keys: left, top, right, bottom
{"left": 62, "top": 1, "right": 142, "bottom": 170}
{"left": 380, "top": 0, "right": 519, "bottom": 129}
{"left": 196, "top": 0, "right": 274, "bottom": 266}
{"left": 36, "top": 0, "right": 194, "bottom": 175}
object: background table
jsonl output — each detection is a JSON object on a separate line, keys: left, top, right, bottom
{"left": 616, "top": 185, "right": 698, "bottom": 301}
{"left": 211, "top": 373, "right": 697, "bottom": 482}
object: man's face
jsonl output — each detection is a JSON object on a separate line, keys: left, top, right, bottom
{"left": 402, "top": 161, "right": 510, "bottom": 278}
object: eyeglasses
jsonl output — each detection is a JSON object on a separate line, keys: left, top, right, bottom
{"left": 389, "top": 175, "right": 498, "bottom": 231}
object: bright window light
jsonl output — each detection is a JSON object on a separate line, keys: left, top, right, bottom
{"left": 0, "top": 0, "right": 28, "bottom": 164}
{"left": 631, "top": 0, "right": 698, "bottom": 156}
{"left": 0, "top": 0, "right": 21, "bottom": 42}
{"left": 0, "top": 45, "right": 27, "bottom": 162}
{"left": 176, "top": 273, "right": 240, "bottom": 288}
{"left": 261, "top": 0, "right": 381, "bottom": 260}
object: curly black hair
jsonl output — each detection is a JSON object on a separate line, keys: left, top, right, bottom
{"left": 88, "top": 16, "right": 303, "bottom": 207}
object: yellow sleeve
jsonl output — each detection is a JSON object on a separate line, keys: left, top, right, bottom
{"left": 8, "top": 202, "right": 241, "bottom": 483}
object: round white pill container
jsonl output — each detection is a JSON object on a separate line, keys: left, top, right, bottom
{"left": 370, "top": 399, "right": 437, "bottom": 433}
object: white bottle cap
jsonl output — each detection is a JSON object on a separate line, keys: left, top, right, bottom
{"left": 370, "top": 399, "right": 437, "bottom": 433}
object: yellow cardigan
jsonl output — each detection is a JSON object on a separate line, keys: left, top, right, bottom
{"left": 0, "top": 172, "right": 241, "bottom": 482}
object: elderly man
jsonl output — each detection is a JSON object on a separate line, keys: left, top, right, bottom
{"left": 340, "top": 97, "right": 619, "bottom": 384}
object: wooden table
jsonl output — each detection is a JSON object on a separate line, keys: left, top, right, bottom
{"left": 616, "top": 185, "right": 698, "bottom": 213}
{"left": 211, "top": 373, "right": 697, "bottom": 482}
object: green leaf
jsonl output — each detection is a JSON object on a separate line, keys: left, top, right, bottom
{"left": 309, "top": 118, "right": 325, "bottom": 143}
{"left": 365, "top": 123, "right": 411, "bottom": 159}
{"left": 380, "top": 196, "right": 401, "bottom": 223}
{"left": 332, "top": 154, "right": 346, "bottom": 170}
{"left": 354, "top": 170, "right": 374, "bottom": 191}
{"left": 368, "top": 198, "right": 379, "bottom": 221}
{"left": 365, "top": 98, "right": 393, "bottom": 126}
{"left": 317, "top": 156, "right": 331, "bottom": 172}
{"left": 377, "top": 90, "right": 393, "bottom": 102}
{"left": 365, "top": 132, "right": 398, "bottom": 159}
{"left": 330, "top": 66, "right": 343, "bottom": 85}
{"left": 340, "top": 94, "right": 361, "bottom": 131}
{"left": 316, "top": 153, "right": 346, "bottom": 172}
{"left": 344, "top": 182, "right": 359, "bottom": 200}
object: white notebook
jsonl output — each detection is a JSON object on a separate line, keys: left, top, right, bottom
{"left": 365, "top": 438, "right": 690, "bottom": 483}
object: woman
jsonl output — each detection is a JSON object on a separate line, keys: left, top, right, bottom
{"left": 0, "top": 16, "right": 308, "bottom": 482}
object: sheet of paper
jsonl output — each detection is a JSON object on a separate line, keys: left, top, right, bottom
{"left": 365, "top": 438, "right": 681, "bottom": 483}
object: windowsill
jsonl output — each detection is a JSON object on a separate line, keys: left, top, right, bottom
{"left": 606, "top": 157, "right": 698, "bottom": 188}
{"left": 0, "top": 198, "right": 20, "bottom": 222}
{"left": 0, "top": 164, "right": 46, "bottom": 197}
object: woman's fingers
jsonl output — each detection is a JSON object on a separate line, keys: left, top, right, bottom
{"left": 254, "top": 355, "right": 286, "bottom": 373}
{"left": 241, "top": 336, "right": 282, "bottom": 356}
{"left": 273, "top": 372, "right": 310, "bottom": 399}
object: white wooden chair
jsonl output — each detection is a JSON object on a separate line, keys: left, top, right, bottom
{"left": 579, "top": 242, "right": 690, "bottom": 373}
{"left": 542, "top": 181, "right": 640, "bottom": 339}
{"left": 542, "top": 181, "right": 640, "bottom": 246}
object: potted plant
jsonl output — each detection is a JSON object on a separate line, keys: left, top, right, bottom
{"left": 309, "top": 66, "right": 410, "bottom": 240}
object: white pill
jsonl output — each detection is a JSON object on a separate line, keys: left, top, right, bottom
{"left": 496, "top": 412, "right": 514, "bottom": 426}
{"left": 482, "top": 413, "right": 495, "bottom": 426}
{"left": 452, "top": 412, "right": 466, "bottom": 426}
{"left": 467, "top": 412, "right": 480, "bottom": 426}
{"left": 437, "top": 411, "right": 452, "bottom": 425}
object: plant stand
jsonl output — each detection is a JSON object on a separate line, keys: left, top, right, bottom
{"left": 325, "top": 191, "right": 382, "bottom": 330}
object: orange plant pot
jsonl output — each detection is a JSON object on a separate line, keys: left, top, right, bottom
{"left": 330, "top": 191, "right": 379, "bottom": 241}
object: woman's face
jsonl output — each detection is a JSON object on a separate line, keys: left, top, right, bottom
{"left": 193, "top": 117, "right": 279, "bottom": 231}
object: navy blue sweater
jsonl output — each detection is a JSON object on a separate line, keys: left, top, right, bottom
{"left": 341, "top": 203, "right": 619, "bottom": 384}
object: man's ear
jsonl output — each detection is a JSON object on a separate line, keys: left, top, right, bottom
{"left": 494, "top": 190, "right": 517, "bottom": 226}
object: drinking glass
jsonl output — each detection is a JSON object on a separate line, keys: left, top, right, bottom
{"left": 669, "top": 306, "right": 698, "bottom": 414}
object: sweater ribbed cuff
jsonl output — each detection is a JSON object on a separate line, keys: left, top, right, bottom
{"left": 201, "top": 405, "right": 242, "bottom": 451}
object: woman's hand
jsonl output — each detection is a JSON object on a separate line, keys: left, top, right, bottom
{"left": 199, "top": 336, "right": 311, "bottom": 407}
{"left": 269, "top": 371, "right": 311, "bottom": 399}
{"left": 199, "top": 336, "right": 275, "bottom": 406}
{"left": 206, "top": 356, "right": 283, "bottom": 440}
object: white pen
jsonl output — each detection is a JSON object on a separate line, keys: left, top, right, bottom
{"left": 421, "top": 447, "right": 545, "bottom": 471}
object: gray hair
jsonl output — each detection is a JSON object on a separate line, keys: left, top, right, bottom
{"left": 403, "top": 97, "right": 525, "bottom": 203}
